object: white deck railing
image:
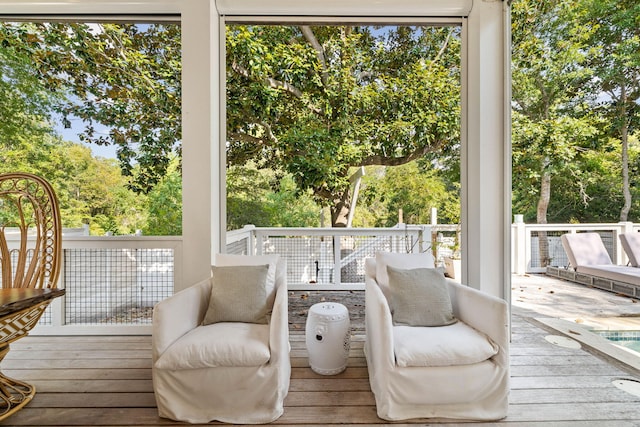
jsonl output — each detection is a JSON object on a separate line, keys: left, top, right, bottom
{"left": 226, "top": 224, "right": 443, "bottom": 290}
{"left": 5, "top": 220, "right": 637, "bottom": 334}
{"left": 3, "top": 234, "right": 183, "bottom": 335}
{"left": 511, "top": 221, "right": 640, "bottom": 274}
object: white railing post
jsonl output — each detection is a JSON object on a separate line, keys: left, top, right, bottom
{"left": 254, "top": 228, "right": 264, "bottom": 255}
{"left": 513, "top": 215, "right": 527, "bottom": 275}
{"left": 245, "top": 224, "right": 256, "bottom": 255}
{"left": 333, "top": 235, "right": 341, "bottom": 286}
{"left": 319, "top": 236, "right": 332, "bottom": 284}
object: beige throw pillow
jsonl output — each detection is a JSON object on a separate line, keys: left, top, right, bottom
{"left": 213, "top": 254, "right": 282, "bottom": 312}
{"left": 203, "top": 264, "right": 270, "bottom": 325}
{"left": 387, "top": 266, "right": 457, "bottom": 327}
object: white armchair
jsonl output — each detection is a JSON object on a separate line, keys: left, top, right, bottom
{"left": 152, "top": 254, "right": 290, "bottom": 424}
{"left": 364, "top": 253, "right": 509, "bottom": 421}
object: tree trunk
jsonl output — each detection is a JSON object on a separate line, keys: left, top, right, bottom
{"left": 537, "top": 158, "right": 551, "bottom": 267}
{"left": 330, "top": 188, "right": 351, "bottom": 227}
{"left": 620, "top": 84, "right": 631, "bottom": 221}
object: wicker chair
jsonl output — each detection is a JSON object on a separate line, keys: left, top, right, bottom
{"left": 0, "top": 172, "right": 63, "bottom": 419}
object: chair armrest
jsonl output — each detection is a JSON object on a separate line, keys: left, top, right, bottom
{"left": 269, "top": 280, "right": 290, "bottom": 363}
{"left": 448, "top": 280, "right": 509, "bottom": 365}
{"left": 365, "top": 276, "right": 395, "bottom": 368}
{"left": 152, "top": 278, "right": 211, "bottom": 362}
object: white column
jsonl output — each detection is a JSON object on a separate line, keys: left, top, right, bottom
{"left": 179, "top": 0, "right": 216, "bottom": 290}
{"left": 462, "top": 0, "right": 511, "bottom": 299}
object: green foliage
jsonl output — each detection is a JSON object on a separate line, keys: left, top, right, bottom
{"left": 0, "top": 22, "right": 182, "bottom": 194}
{"left": 511, "top": 0, "right": 640, "bottom": 224}
{"left": 578, "top": 0, "right": 640, "bottom": 220}
{"left": 0, "top": 23, "right": 58, "bottom": 145}
{"left": 7, "top": 13, "right": 640, "bottom": 232}
{"left": 355, "top": 162, "right": 459, "bottom": 227}
{"left": 226, "top": 163, "right": 320, "bottom": 230}
{"left": 227, "top": 25, "right": 461, "bottom": 225}
{"left": 3, "top": 21, "right": 463, "bottom": 231}
{"left": 145, "top": 158, "right": 182, "bottom": 235}
{"left": 511, "top": 0, "right": 603, "bottom": 223}
{"left": 0, "top": 21, "right": 179, "bottom": 235}
{"left": 0, "top": 135, "right": 147, "bottom": 235}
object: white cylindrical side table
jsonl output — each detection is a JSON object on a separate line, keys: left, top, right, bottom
{"left": 305, "top": 302, "right": 351, "bottom": 375}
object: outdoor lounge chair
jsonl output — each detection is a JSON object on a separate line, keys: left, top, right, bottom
{"left": 364, "top": 252, "right": 509, "bottom": 421}
{"left": 560, "top": 232, "right": 640, "bottom": 292}
{"left": 619, "top": 232, "right": 640, "bottom": 267}
{"left": 152, "top": 254, "right": 290, "bottom": 424}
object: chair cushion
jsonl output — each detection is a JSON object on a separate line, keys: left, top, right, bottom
{"left": 561, "top": 232, "right": 612, "bottom": 268}
{"left": 375, "top": 252, "right": 435, "bottom": 299}
{"left": 214, "top": 254, "right": 282, "bottom": 311}
{"left": 393, "top": 321, "right": 499, "bottom": 367}
{"left": 203, "top": 264, "right": 269, "bottom": 325}
{"left": 620, "top": 233, "right": 640, "bottom": 267}
{"left": 155, "top": 322, "right": 271, "bottom": 370}
{"left": 387, "top": 266, "right": 456, "bottom": 327}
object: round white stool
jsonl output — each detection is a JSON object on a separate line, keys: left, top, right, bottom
{"left": 305, "top": 302, "right": 351, "bottom": 375}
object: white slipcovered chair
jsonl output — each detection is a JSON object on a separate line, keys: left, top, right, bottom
{"left": 152, "top": 254, "right": 290, "bottom": 424}
{"left": 364, "top": 252, "right": 509, "bottom": 421}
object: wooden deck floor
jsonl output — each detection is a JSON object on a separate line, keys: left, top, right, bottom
{"left": 1, "top": 275, "right": 640, "bottom": 426}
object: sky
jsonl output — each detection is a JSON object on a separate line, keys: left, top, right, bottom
{"left": 54, "top": 114, "right": 118, "bottom": 159}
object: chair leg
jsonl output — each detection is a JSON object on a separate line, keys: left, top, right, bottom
{"left": 0, "top": 345, "right": 35, "bottom": 420}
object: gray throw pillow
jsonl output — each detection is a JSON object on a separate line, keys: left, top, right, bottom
{"left": 387, "top": 266, "right": 457, "bottom": 327}
{"left": 203, "top": 264, "right": 270, "bottom": 325}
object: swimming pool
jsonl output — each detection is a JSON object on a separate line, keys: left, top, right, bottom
{"left": 595, "top": 330, "right": 640, "bottom": 353}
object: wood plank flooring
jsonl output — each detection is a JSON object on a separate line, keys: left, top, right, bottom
{"left": 0, "top": 279, "right": 639, "bottom": 426}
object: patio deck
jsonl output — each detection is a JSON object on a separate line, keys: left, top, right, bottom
{"left": 1, "top": 274, "right": 639, "bottom": 426}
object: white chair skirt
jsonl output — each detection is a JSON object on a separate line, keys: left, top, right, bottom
{"left": 153, "top": 363, "right": 290, "bottom": 424}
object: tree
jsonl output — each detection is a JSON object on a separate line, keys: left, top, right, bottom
{"left": 226, "top": 162, "right": 320, "bottom": 230}
{"left": 2, "top": 22, "right": 462, "bottom": 229}
{"left": 0, "top": 131, "right": 145, "bottom": 234}
{"left": 355, "top": 162, "right": 459, "bottom": 227}
{"left": 226, "top": 25, "right": 461, "bottom": 226}
{"left": 546, "top": 135, "right": 640, "bottom": 223}
{"left": 579, "top": 0, "right": 640, "bottom": 221}
{"left": 1, "top": 22, "right": 182, "bottom": 194}
{"left": 145, "top": 158, "right": 181, "bottom": 235}
{"left": 42, "top": 142, "right": 146, "bottom": 235}
{"left": 512, "top": 0, "right": 601, "bottom": 265}
{"left": 0, "top": 23, "right": 59, "bottom": 146}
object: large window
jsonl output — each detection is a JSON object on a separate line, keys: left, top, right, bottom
{"left": 224, "top": 21, "right": 463, "bottom": 286}
{"left": 0, "top": 20, "right": 181, "bottom": 236}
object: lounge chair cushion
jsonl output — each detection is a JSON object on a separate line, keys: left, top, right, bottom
{"left": 393, "top": 322, "right": 499, "bottom": 367}
{"left": 577, "top": 265, "right": 640, "bottom": 286}
{"left": 155, "top": 322, "right": 271, "bottom": 369}
{"left": 620, "top": 233, "right": 640, "bottom": 267}
{"left": 387, "top": 266, "right": 456, "bottom": 327}
{"left": 561, "top": 232, "right": 612, "bottom": 269}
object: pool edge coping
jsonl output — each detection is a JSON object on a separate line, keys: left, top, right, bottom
{"left": 534, "top": 317, "right": 640, "bottom": 374}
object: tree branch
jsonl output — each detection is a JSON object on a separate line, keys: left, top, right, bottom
{"left": 231, "top": 60, "right": 324, "bottom": 115}
{"left": 359, "top": 139, "right": 446, "bottom": 167}
{"left": 433, "top": 30, "right": 452, "bottom": 64}
{"left": 300, "top": 26, "right": 328, "bottom": 87}
{"left": 230, "top": 61, "right": 302, "bottom": 97}
{"left": 228, "top": 131, "right": 268, "bottom": 146}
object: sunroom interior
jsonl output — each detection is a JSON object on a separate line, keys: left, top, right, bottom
{"left": 4, "top": 2, "right": 640, "bottom": 426}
